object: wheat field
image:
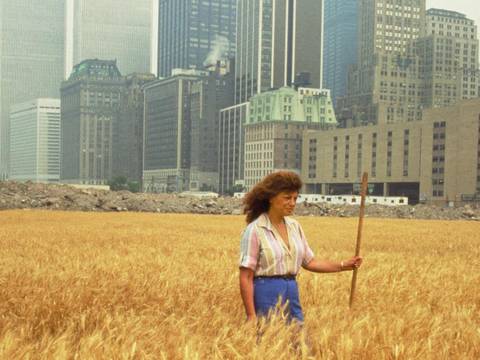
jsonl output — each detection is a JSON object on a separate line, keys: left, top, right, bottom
{"left": 0, "top": 210, "right": 479, "bottom": 359}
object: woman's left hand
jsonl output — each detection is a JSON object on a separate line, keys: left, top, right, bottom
{"left": 342, "top": 256, "right": 363, "bottom": 271}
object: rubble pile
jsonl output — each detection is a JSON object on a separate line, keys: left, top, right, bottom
{"left": 1, "top": 181, "right": 479, "bottom": 221}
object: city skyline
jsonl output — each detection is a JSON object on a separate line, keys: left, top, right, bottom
{"left": 1, "top": 0, "right": 479, "bottom": 202}
{"left": 0, "top": 0, "right": 155, "bottom": 181}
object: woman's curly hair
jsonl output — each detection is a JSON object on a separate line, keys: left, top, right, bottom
{"left": 243, "top": 171, "right": 302, "bottom": 224}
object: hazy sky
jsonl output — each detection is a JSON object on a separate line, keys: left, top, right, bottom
{"left": 427, "top": 0, "right": 480, "bottom": 30}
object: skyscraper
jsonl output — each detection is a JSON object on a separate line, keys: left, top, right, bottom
{"left": 235, "top": 0, "right": 325, "bottom": 104}
{"left": 61, "top": 59, "right": 125, "bottom": 184}
{"left": 9, "top": 99, "right": 61, "bottom": 182}
{"left": 0, "top": 0, "right": 65, "bottom": 180}
{"left": 143, "top": 66, "right": 234, "bottom": 193}
{"left": 143, "top": 70, "right": 206, "bottom": 193}
{"left": 340, "top": 0, "right": 426, "bottom": 125}
{"left": 218, "top": 102, "right": 249, "bottom": 194}
{"left": 114, "top": 73, "right": 156, "bottom": 183}
{"left": 157, "top": 0, "right": 237, "bottom": 78}
{"left": 189, "top": 62, "right": 235, "bottom": 191}
{"left": 323, "top": 0, "right": 358, "bottom": 105}
{"left": 340, "top": 1, "right": 480, "bottom": 126}
{"left": 65, "top": 0, "right": 153, "bottom": 78}
{"left": 417, "top": 9, "right": 479, "bottom": 108}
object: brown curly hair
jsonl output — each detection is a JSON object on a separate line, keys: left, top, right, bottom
{"left": 243, "top": 171, "right": 302, "bottom": 224}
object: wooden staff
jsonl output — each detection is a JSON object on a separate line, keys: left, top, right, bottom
{"left": 349, "top": 172, "right": 368, "bottom": 308}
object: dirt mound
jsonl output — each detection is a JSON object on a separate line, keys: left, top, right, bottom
{"left": 1, "top": 181, "right": 479, "bottom": 220}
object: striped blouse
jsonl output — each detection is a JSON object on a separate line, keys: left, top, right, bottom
{"left": 239, "top": 213, "right": 315, "bottom": 276}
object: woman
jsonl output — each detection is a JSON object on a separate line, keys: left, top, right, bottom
{"left": 239, "top": 171, "right": 363, "bottom": 324}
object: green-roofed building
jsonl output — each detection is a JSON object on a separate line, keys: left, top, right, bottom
{"left": 61, "top": 59, "right": 125, "bottom": 184}
{"left": 67, "top": 59, "right": 123, "bottom": 82}
{"left": 244, "top": 87, "right": 337, "bottom": 190}
{"left": 61, "top": 59, "right": 155, "bottom": 184}
{"left": 247, "top": 87, "right": 337, "bottom": 126}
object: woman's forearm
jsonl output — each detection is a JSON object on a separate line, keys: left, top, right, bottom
{"left": 303, "top": 256, "right": 362, "bottom": 273}
{"left": 239, "top": 270, "right": 256, "bottom": 318}
{"left": 303, "top": 259, "right": 344, "bottom": 273}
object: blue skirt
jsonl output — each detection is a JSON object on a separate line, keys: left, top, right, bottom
{"left": 253, "top": 277, "right": 304, "bottom": 323}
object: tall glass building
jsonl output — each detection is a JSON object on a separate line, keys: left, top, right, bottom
{"left": 65, "top": 0, "right": 153, "bottom": 78}
{"left": 157, "top": 0, "right": 237, "bottom": 78}
{"left": 235, "top": 0, "right": 325, "bottom": 104}
{"left": 0, "top": 0, "right": 65, "bottom": 180}
{"left": 323, "top": 0, "right": 358, "bottom": 106}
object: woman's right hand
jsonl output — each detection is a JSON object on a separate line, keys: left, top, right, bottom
{"left": 342, "top": 256, "right": 363, "bottom": 270}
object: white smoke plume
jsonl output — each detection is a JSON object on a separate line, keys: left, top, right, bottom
{"left": 203, "top": 35, "right": 230, "bottom": 66}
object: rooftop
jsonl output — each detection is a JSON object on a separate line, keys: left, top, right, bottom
{"left": 426, "top": 8, "right": 467, "bottom": 20}
{"left": 68, "top": 59, "right": 122, "bottom": 81}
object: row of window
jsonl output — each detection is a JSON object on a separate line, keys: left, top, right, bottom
{"left": 431, "top": 122, "right": 447, "bottom": 196}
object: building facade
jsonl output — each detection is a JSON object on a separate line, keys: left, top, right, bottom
{"left": 113, "top": 73, "right": 156, "bottom": 183}
{"left": 339, "top": 0, "right": 426, "bottom": 125}
{"left": 157, "top": 0, "right": 237, "bottom": 78}
{"left": 9, "top": 99, "right": 61, "bottom": 182}
{"left": 143, "top": 73, "right": 198, "bottom": 193}
{"left": 235, "top": 0, "right": 325, "bottom": 104}
{"left": 189, "top": 62, "right": 235, "bottom": 191}
{"left": 323, "top": 0, "right": 358, "bottom": 105}
{"left": 302, "top": 98, "right": 480, "bottom": 205}
{"left": 65, "top": 0, "right": 153, "bottom": 77}
{"left": 417, "top": 9, "right": 479, "bottom": 109}
{"left": 143, "top": 66, "right": 233, "bottom": 192}
{"left": 60, "top": 59, "right": 125, "bottom": 184}
{"left": 244, "top": 87, "right": 336, "bottom": 189}
{"left": 218, "top": 102, "right": 249, "bottom": 194}
{"left": 247, "top": 87, "right": 336, "bottom": 125}
{"left": 0, "top": 0, "right": 65, "bottom": 180}
{"left": 339, "top": 2, "right": 480, "bottom": 127}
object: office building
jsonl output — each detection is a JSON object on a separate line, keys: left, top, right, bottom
{"left": 244, "top": 87, "right": 336, "bottom": 189}
{"left": 302, "top": 98, "right": 480, "bottom": 206}
{"left": 157, "top": 0, "right": 237, "bottom": 77}
{"left": 218, "top": 102, "right": 249, "bottom": 194}
{"left": 143, "top": 65, "right": 234, "bottom": 192}
{"left": 323, "top": 0, "right": 358, "bottom": 105}
{"left": 189, "top": 62, "right": 235, "bottom": 191}
{"left": 9, "top": 99, "right": 61, "bottom": 182}
{"left": 0, "top": 0, "right": 65, "bottom": 180}
{"left": 235, "top": 0, "right": 325, "bottom": 103}
{"left": 339, "top": 0, "right": 426, "bottom": 125}
{"left": 65, "top": 0, "right": 152, "bottom": 77}
{"left": 339, "top": 2, "right": 480, "bottom": 126}
{"left": 60, "top": 59, "right": 125, "bottom": 184}
{"left": 416, "top": 9, "right": 479, "bottom": 108}
{"left": 113, "top": 73, "right": 156, "bottom": 183}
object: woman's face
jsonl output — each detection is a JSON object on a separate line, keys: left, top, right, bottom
{"left": 269, "top": 191, "right": 299, "bottom": 216}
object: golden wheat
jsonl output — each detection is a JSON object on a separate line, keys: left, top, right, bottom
{"left": 0, "top": 210, "right": 479, "bottom": 359}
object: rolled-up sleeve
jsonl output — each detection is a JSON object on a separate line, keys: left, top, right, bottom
{"left": 239, "top": 224, "right": 259, "bottom": 271}
{"left": 298, "top": 223, "right": 315, "bottom": 266}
